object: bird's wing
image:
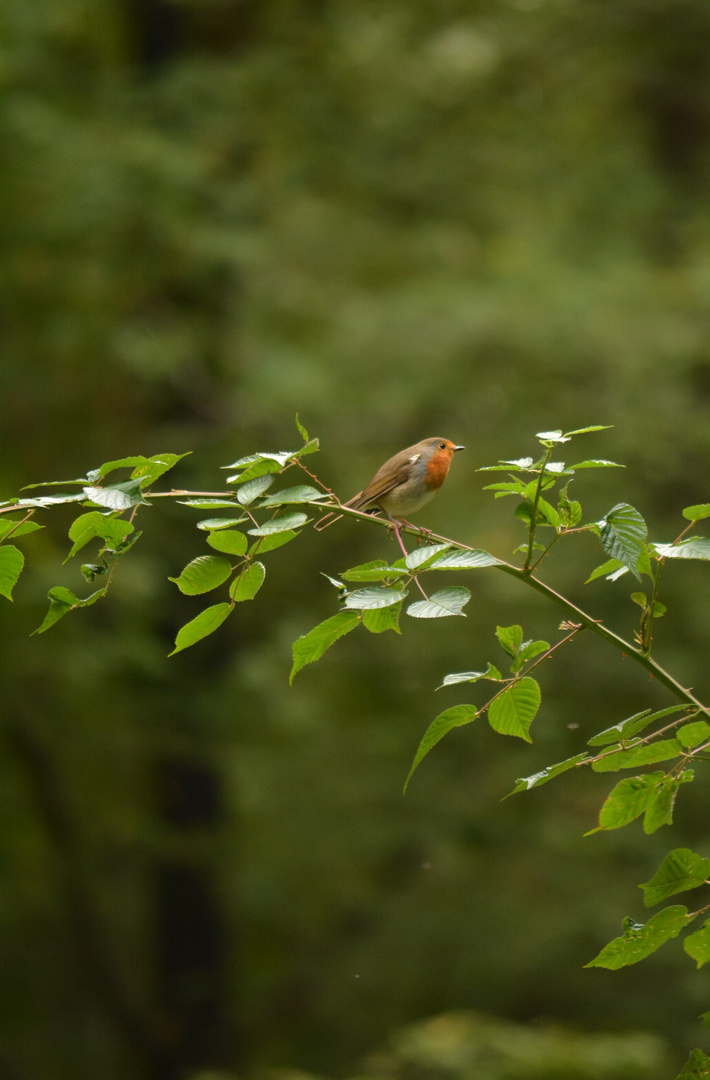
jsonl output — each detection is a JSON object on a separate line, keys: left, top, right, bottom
{"left": 347, "top": 449, "right": 422, "bottom": 509}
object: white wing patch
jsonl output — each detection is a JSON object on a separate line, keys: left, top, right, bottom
{"left": 408, "top": 453, "right": 421, "bottom": 464}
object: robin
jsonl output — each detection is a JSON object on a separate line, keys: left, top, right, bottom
{"left": 314, "top": 437, "right": 465, "bottom": 534}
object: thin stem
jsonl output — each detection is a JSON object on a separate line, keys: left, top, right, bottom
{"left": 523, "top": 449, "right": 552, "bottom": 574}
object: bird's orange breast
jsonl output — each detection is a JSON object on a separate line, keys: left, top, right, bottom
{"left": 424, "top": 449, "right": 454, "bottom": 490}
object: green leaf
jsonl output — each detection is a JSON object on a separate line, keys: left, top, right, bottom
{"left": 563, "top": 425, "right": 614, "bottom": 437}
{"left": 248, "top": 530, "right": 300, "bottom": 554}
{"left": 598, "top": 503, "right": 648, "bottom": 582}
{"left": 488, "top": 677, "right": 540, "bottom": 742}
{"left": 483, "top": 481, "right": 526, "bottom": 495}
{"left": 673, "top": 1048, "right": 710, "bottom": 1079}
{"left": 586, "top": 557, "right": 626, "bottom": 583}
{"left": 206, "top": 529, "right": 248, "bottom": 555}
{"left": 536, "top": 429, "right": 567, "bottom": 442}
{"left": 517, "top": 639, "right": 549, "bottom": 665}
{"left": 236, "top": 475, "right": 275, "bottom": 505}
{"left": 259, "top": 485, "right": 325, "bottom": 507}
{"left": 83, "top": 479, "right": 149, "bottom": 510}
{"left": 407, "top": 586, "right": 471, "bottom": 618}
{"left": 585, "top": 906, "right": 693, "bottom": 969}
{"left": 17, "top": 493, "right": 86, "bottom": 508}
{"left": 169, "top": 555, "right": 232, "bottom": 595}
{"left": 478, "top": 457, "right": 535, "bottom": 472}
{"left": 66, "top": 512, "right": 134, "bottom": 559}
{"left": 169, "top": 603, "right": 232, "bottom": 656}
{"left": 682, "top": 504, "right": 710, "bottom": 522}
{"left": 678, "top": 720, "right": 710, "bottom": 749}
{"left": 363, "top": 603, "right": 402, "bottom": 634}
{"left": 295, "top": 414, "right": 309, "bottom": 442}
{"left": 0, "top": 545, "right": 24, "bottom": 600}
{"left": 568, "top": 459, "right": 623, "bottom": 469}
{"left": 496, "top": 624, "right": 523, "bottom": 658}
{"left": 643, "top": 775, "right": 691, "bottom": 834}
{"left": 686, "top": 922, "right": 710, "bottom": 969}
{"left": 196, "top": 516, "right": 247, "bottom": 531}
{"left": 595, "top": 773, "right": 665, "bottom": 831}
{"left": 0, "top": 519, "right": 43, "bottom": 540}
{"left": 229, "top": 561, "right": 266, "bottom": 601}
{"left": 641, "top": 849, "right": 710, "bottom": 907}
{"left": 591, "top": 739, "right": 683, "bottom": 773}
{"left": 248, "top": 512, "right": 308, "bottom": 535}
{"left": 344, "top": 586, "right": 405, "bottom": 610}
{"left": 33, "top": 585, "right": 105, "bottom": 634}
{"left": 429, "top": 549, "right": 500, "bottom": 569}
{"left": 404, "top": 543, "right": 450, "bottom": 570}
{"left": 437, "top": 663, "right": 503, "bottom": 689}
{"left": 290, "top": 611, "right": 361, "bottom": 682}
{"left": 507, "top": 753, "right": 591, "bottom": 795}
{"left": 653, "top": 538, "right": 710, "bottom": 561}
{"left": 94, "top": 452, "right": 189, "bottom": 486}
{"left": 341, "top": 560, "right": 405, "bottom": 582}
{"left": 536, "top": 498, "right": 561, "bottom": 527}
{"left": 404, "top": 705, "right": 477, "bottom": 792}
{"left": 176, "top": 499, "right": 239, "bottom": 509}
{"left": 588, "top": 705, "right": 689, "bottom": 747}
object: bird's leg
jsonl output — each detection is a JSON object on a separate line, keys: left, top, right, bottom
{"left": 385, "top": 513, "right": 428, "bottom": 600}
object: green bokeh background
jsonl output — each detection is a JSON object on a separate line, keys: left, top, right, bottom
{"left": 3, "top": 2, "right": 710, "bottom": 1077}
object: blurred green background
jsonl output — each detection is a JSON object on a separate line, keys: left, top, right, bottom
{"left": 3, "top": 1, "right": 710, "bottom": 1077}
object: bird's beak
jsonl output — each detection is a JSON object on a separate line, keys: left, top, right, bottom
{"left": 454, "top": 445, "right": 465, "bottom": 452}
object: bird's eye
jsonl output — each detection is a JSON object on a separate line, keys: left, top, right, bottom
{"left": 439, "top": 442, "right": 446, "bottom": 449}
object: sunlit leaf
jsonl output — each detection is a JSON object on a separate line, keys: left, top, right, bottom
{"left": 236, "top": 475, "right": 274, "bottom": 505}
{"left": 170, "top": 603, "right": 232, "bottom": 656}
{"left": 344, "top": 586, "right": 405, "bottom": 610}
{"left": 83, "top": 479, "right": 149, "bottom": 510}
{"left": 598, "top": 503, "right": 647, "bottom": 582}
{"left": 229, "top": 561, "right": 265, "bottom": 601}
{"left": 169, "top": 555, "right": 232, "bottom": 595}
{"left": 488, "top": 677, "right": 540, "bottom": 742}
{"left": 653, "top": 538, "right": 710, "bottom": 561}
{"left": 585, "top": 906, "right": 693, "bottom": 969}
{"left": 248, "top": 512, "right": 308, "bottom": 535}
{"left": 682, "top": 504, "right": 710, "bottom": 522}
{"left": 206, "top": 530, "right": 248, "bottom": 556}
{"left": 290, "top": 611, "right": 361, "bottom": 682}
{"left": 429, "top": 549, "right": 500, "bottom": 569}
{"left": 404, "top": 705, "right": 477, "bottom": 792}
{"left": 641, "top": 849, "right": 710, "bottom": 908}
{"left": 685, "top": 920, "right": 710, "bottom": 969}
{"left": 407, "top": 586, "right": 470, "bottom": 618}
{"left": 363, "top": 603, "right": 402, "bottom": 634}
{"left": 258, "top": 485, "right": 325, "bottom": 506}
{"left": 507, "top": 753, "right": 591, "bottom": 795}
{"left": 437, "top": 663, "right": 503, "bottom": 689}
{"left": 591, "top": 739, "right": 682, "bottom": 773}
{"left": 0, "top": 545, "right": 24, "bottom": 600}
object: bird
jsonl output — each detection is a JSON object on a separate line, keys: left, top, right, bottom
{"left": 314, "top": 437, "right": 465, "bottom": 536}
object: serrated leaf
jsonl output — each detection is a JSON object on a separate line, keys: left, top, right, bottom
{"left": 0, "top": 519, "right": 42, "bottom": 540}
{"left": 407, "top": 586, "right": 470, "bottom": 618}
{"left": 341, "top": 560, "right": 404, "bottom": 582}
{"left": 496, "top": 624, "right": 523, "bottom": 657}
{"left": 685, "top": 920, "right": 710, "bottom": 969}
{"left": 248, "top": 530, "right": 300, "bottom": 554}
{"left": 404, "top": 543, "right": 450, "bottom": 570}
{"left": 196, "top": 516, "right": 247, "bottom": 531}
{"left": 169, "top": 555, "right": 232, "bottom": 595}
{"left": 290, "top": 611, "right": 361, "bottom": 682}
{"left": 0, "top": 545, "right": 24, "bottom": 600}
{"left": 206, "top": 530, "right": 248, "bottom": 556}
{"left": 363, "top": 603, "right": 402, "bottom": 634}
{"left": 169, "top": 603, "right": 232, "bottom": 656}
{"left": 488, "top": 678, "right": 540, "bottom": 742}
{"left": 599, "top": 503, "right": 648, "bottom": 582}
{"left": 507, "top": 753, "right": 591, "bottom": 795}
{"left": 437, "top": 663, "right": 503, "bottom": 689}
{"left": 536, "top": 430, "right": 568, "bottom": 443}
{"left": 537, "top": 498, "right": 561, "bottom": 527}
{"left": 430, "top": 549, "right": 500, "bottom": 569}
{"left": 592, "top": 739, "right": 682, "bottom": 773}
{"left": 483, "top": 481, "right": 526, "bottom": 495}
{"left": 595, "top": 773, "right": 665, "bottom": 830}
{"left": 237, "top": 475, "right": 274, "bottom": 505}
{"left": 674, "top": 1048, "right": 710, "bottom": 1079}
{"left": 677, "top": 720, "right": 710, "bottom": 749}
{"left": 588, "top": 705, "right": 689, "bottom": 747}
{"left": 644, "top": 776, "right": 689, "bottom": 834}
{"left": 66, "top": 511, "right": 134, "bottom": 559}
{"left": 682, "top": 504, "right": 710, "bottom": 522}
{"left": 83, "top": 479, "right": 149, "bottom": 510}
{"left": 17, "top": 493, "right": 86, "bottom": 508}
{"left": 248, "top": 512, "right": 308, "bottom": 536}
{"left": 344, "top": 586, "right": 405, "bottom": 610}
{"left": 641, "top": 849, "right": 710, "bottom": 907}
{"left": 229, "top": 561, "right": 265, "bottom": 601}
{"left": 653, "top": 538, "right": 710, "bottom": 561}
{"left": 295, "top": 413, "right": 309, "bottom": 442}
{"left": 258, "top": 485, "right": 325, "bottom": 507}
{"left": 585, "top": 905, "right": 693, "bottom": 969}
{"left": 404, "top": 705, "right": 477, "bottom": 792}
